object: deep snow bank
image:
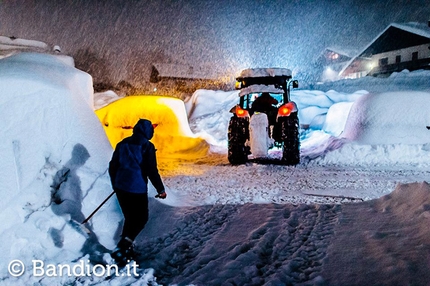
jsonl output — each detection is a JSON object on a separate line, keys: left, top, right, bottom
{"left": 95, "top": 95, "right": 209, "bottom": 158}
{"left": 184, "top": 89, "right": 239, "bottom": 147}
{"left": 343, "top": 91, "right": 430, "bottom": 145}
{"left": 0, "top": 53, "right": 121, "bottom": 283}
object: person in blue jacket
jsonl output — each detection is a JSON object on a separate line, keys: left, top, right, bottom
{"left": 108, "top": 118, "right": 167, "bottom": 266}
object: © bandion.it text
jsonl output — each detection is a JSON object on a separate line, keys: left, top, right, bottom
{"left": 32, "top": 259, "right": 139, "bottom": 278}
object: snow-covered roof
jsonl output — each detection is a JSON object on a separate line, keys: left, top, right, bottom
{"left": 238, "top": 68, "right": 292, "bottom": 78}
{"left": 392, "top": 22, "right": 430, "bottom": 39}
{"left": 360, "top": 22, "right": 430, "bottom": 57}
{"left": 0, "top": 36, "right": 52, "bottom": 60}
{"left": 239, "top": 84, "right": 284, "bottom": 97}
{"left": 340, "top": 22, "right": 430, "bottom": 76}
{"left": 314, "top": 47, "right": 354, "bottom": 64}
{"left": 152, "top": 63, "right": 216, "bottom": 80}
{"left": 324, "top": 46, "right": 355, "bottom": 58}
{"left": 0, "top": 36, "right": 49, "bottom": 53}
{"left": 0, "top": 36, "right": 48, "bottom": 50}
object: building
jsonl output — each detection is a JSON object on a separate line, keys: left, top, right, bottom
{"left": 149, "top": 63, "right": 225, "bottom": 95}
{"left": 0, "top": 36, "right": 50, "bottom": 58}
{"left": 314, "top": 48, "right": 352, "bottom": 82}
{"left": 0, "top": 35, "right": 74, "bottom": 67}
{"left": 340, "top": 22, "right": 430, "bottom": 79}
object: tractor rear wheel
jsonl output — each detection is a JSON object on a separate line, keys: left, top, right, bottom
{"left": 279, "top": 113, "right": 300, "bottom": 165}
{"left": 227, "top": 116, "right": 249, "bottom": 165}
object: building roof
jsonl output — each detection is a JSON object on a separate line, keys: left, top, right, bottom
{"left": 0, "top": 36, "right": 48, "bottom": 51}
{"left": 340, "top": 22, "right": 430, "bottom": 76}
{"left": 314, "top": 48, "right": 353, "bottom": 70}
{"left": 360, "top": 22, "right": 430, "bottom": 57}
{"left": 315, "top": 47, "right": 353, "bottom": 62}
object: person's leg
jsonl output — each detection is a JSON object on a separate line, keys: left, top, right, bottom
{"left": 112, "top": 190, "right": 148, "bottom": 265}
{"left": 116, "top": 191, "right": 149, "bottom": 241}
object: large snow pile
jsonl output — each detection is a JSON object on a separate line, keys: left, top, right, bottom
{"left": 95, "top": 95, "right": 209, "bottom": 158}
{"left": 0, "top": 53, "right": 125, "bottom": 284}
{"left": 293, "top": 89, "right": 365, "bottom": 128}
{"left": 184, "top": 87, "right": 368, "bottom": 142}
{"left": 343, "top": 91, "right": 430, "bottom": 144}
{"left": 183, "top": 89, "right": 239, "bottom": 149}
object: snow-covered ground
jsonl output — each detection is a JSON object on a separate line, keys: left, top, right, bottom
{"left": 1, "top": 52, "right": 430, "bottom": 285}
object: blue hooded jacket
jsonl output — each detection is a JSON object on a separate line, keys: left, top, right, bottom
{"left": 109, "top": 119, "right": 165, "bottom": 194}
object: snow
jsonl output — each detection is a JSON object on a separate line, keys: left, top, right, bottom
{"left": 343, "top": 91, "right": 430, "bottom": 144}
{"left": 0, "top": 53, "right": 123, "bottom": 284}
{"left": 248, "top": 113, "right": 273, "bottom": 158}
{"left": 2, "top": 52, "right": 430, "bottom": 285}
{"left": 0, "top": 36, "right": 49, "bottom": 59}
{"left": 95, "top": 95, "right": 209, "bottom": 159}
{"left": 322, "top": 101, "right": 354, "bottom": 136}
{"left": 238, "top": 68, "right": 292, "bottom": 78}
{"left": 238, "top": 84, "right": 284, "bottom": 97}
{"left": 93, "top": 90, "right": 122, "bottom": 110}
{"left": 392, "top": 22, "right": 430, "bottom": 39}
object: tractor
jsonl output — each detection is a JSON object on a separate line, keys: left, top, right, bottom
{"left": 228, "top": 68, "right": 299, "bottom": 165}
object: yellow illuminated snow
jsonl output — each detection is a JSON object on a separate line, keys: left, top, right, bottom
{"left": 95, "top": 95, "right": 209, "bottom": 159}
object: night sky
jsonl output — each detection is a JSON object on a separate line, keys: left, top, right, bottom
{"left": 0, "top": 0, "right": 429, "bottom": 87}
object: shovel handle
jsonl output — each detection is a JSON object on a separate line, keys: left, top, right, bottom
{"left": 82, "top": 191, "right": 115, "bottom": 224}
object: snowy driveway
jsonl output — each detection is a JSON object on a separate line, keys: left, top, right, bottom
{"left": 135, "top": 155, "right": 430, "bottom": 285}
{"left": 157, "top": 153, "right": 430, "bottom": 206}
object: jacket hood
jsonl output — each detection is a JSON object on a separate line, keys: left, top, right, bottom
{"left": 133, "top": 119, "right": 154, "bottom": 140}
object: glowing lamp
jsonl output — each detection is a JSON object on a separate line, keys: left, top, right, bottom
{"left": 235, "top": 106, "right": 249, "bottom": 118}
{"left": 235, "top": 81, "right": 242, "bottom": 90}
{"left": 277, "top": 102, "right": 297, "bottom": 117}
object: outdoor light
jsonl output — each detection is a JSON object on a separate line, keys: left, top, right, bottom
{"left": 235, "top": 81, "right": 242, "bottom": 89}
{"left": 277, "top": 102, "right": 297, "bottom": 117}
{"left": 235, "top": 105, "right": 249, "bottom": 117}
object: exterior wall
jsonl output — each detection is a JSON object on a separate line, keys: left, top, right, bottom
{"left": 342, "top": 43, "right": 430, "bottom": 79}
{"left": 369, "top": 43, "right": 430, "bottom": 67}
{"left": 343, "top": 70, "right": 368, "bottom": 80}
{"left": 341, "top": 58, "right": 372, "bottom": 79}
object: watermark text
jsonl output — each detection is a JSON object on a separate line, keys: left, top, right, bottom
{"left": 8, "top": 259, "right": 140, "bottom": 278}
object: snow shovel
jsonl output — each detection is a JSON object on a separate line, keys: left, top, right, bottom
{"left": 69, "top": 191, "right": 115, "bottom": 238}
{"left": 70, "top": 191, "right": 115, "bottom": 237}
{"left": 82, "top": 191, "right": 116, "bottom": 224}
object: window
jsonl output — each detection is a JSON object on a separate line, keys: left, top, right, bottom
{"left": 412, "top": 52, "right": 418, "bottom": 61}
{"left": 395, "top": 55, "right": 401, "bottom": 63}
{"left": 379, "top": 57, "right": 388, "bottom": 66}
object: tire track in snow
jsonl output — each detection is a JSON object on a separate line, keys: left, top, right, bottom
{"left": 135, "top": 201, "right": 341, "bottom": 285}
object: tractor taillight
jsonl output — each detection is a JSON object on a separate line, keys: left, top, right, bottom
{"left": 278, "top": 102, "right": 297, "bottom": 117}
{"left": 236, "top": 106, "right": 249, "bottom": 118}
